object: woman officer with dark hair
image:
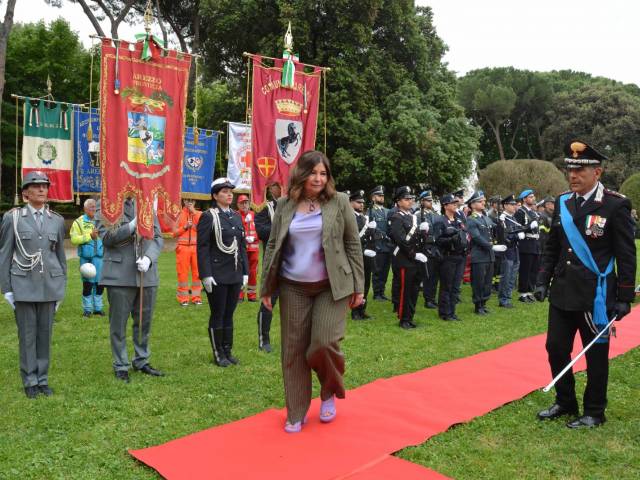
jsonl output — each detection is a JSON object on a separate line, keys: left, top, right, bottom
{"left": 197, "top": 178, "right": 248, "bottom": 367}
{"left": 260, "top": 150, "right": 365, "bottom": 433}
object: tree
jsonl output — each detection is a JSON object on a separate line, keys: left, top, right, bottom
{"left": 46, "top": 0, "right": 139, "bottom": 38}
{"left": 620, "top": 173, "right": 640, "bottom": 210}
{"left": 478, "top": 159, "right": 567, "bottom": 199}
{"left": 1, "top": 19, "right": 94, "bottom": 201}
{"left": 0, "top": 0, "right": 17, "bottom": 200}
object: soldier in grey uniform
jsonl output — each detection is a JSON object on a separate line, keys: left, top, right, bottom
{"left": 0, "top": 172, "right": 66, "bottom": 398}
{"left": 367, "top": 185, "right": 393, "bottom": 300}
{"left": 96, "top": 197, "right": 164, "bottom": 383}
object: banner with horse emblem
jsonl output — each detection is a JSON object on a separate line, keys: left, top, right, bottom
{"left": 250, "top": 55, "right": 321, "bottom": 207}
{"left": 72, "top": 107, "right": 101, "bottom": 195}
{"left": 227, "top": 121, "right": 252, "bottom": 193}
{"left": 99, "top": 37, "right": 191, "bottom": 238}
{"left": 182, "top": 127, "right": 218, "bottom": 199}
{"left": 22, "top": 99, "right": 73, "bottom": 202}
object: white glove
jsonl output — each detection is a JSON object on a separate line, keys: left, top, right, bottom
{"left": 517, "top": 232, "right": 525, "bottom": 240}
{"left": 3, "top": 292, "right": 15, "bottom": 310}
{"left": 55, "top": 300, "right": 62, "bottom": 312}
{"left": 363, "top": 249, "right": 377, "bottom": 258}
{"left": 499, "top": 213, "right": 506, "bottom": 221}
{"left": 202, "top": 276, "right": 216, "bottom": 293}
{"left": 530, "top": 220, "right": 538, "bottom": 230}
{"left": 136, "top": 256, "right": 151, "bottom": 273}
{"left": 245, "top": 214, "right": 252, "bottom": 222}
{"left": 415, "top": 252, "right": 428, "bottom": 263}
{"left": 245, "top": 235, "right": 255, "bottom": 243}
{"left": 128, "top": 217, "right": 137, "bottom": 233}
{"left": 492, "top": 244, "right": 507, "bottom": 252}
{"left": 367, "top": 220, "right": 377, "bottom": 229}
{"left": 419, "top": 221, "right": 430, "bottom": 232}
{"left": 243, "top": 275, "right": 249, "bottom": 286}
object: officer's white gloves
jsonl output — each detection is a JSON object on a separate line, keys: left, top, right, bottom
{"left": 243, "top": 275, "right": 249, "bottom": 286}
{"left": 245, "top": 235, "right": 255, "bottom": 243}
{"left": 530, "top": 220, "right": 539, "bottom": 230}
{"left": 499, "top": 213, "right": 506, "bottom": 221}
{"left": 517, "top": 232, "right": 526, "bottom": 240}
{"left": 492, "top": 244, "right": 507, "bottom": 252}
{"left": 55, "top": 300, "right": 62, "bottom": 312}
{"left": 128, "top": 217, "right": 137, "bottom": 234}
{"left": 202, "top": 276, "right": 216, "bottom": 293}
{"left": 415, "top": 252, "right": 428, "bottom": 263}
{"left": 367, "top": 220, "right": 377, "bottom": 229}
{"left": 3, "top": 292, "right": 15, "bottom": 310}
{"left": 419, "top": 221, "right": 430, "bottom": 232}
{"left": 136, "top": 256, "right": 151, "bottom": 273}
{"left": 363, "top": 249, "right": 377, "bottom": 258}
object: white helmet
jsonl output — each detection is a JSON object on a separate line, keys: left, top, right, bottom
{"left": 80, "top": 263, "right": 97, "bottom": 279}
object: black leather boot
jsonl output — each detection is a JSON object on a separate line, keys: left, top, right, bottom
{"left": 223, "top": 327, "right": 239, "bottom": 365}
{"left": 474, "top": 303, "right": 486, "bottom": 315}
{"left": 209, "top": 328, "right": 230, "bottom": 367}
{"left": 257, "top": 307, "right": 272, "bottom": 353}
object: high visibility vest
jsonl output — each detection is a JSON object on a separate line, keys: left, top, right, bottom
{"left": 174, "top": 208, "right": 202, "bottom": 245}
{"left": 239, "top": 209, "right": 260, "bottom": 252}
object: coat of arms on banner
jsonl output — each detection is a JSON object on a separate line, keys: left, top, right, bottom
{"left": 124, "top": 87, "right": 170, "bottom": 166}
{"left": 257, "top": 156, "right": 277, "bottom": 178}
{"left": 185, "top": 155, "right": 203, "bottom": 171}
{"left": 275, "top": 119, "right": 302, "bottom": 164}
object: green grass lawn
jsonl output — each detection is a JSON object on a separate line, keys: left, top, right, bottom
{"left": 1, "top": 250, "right": 639, "bottom": 479}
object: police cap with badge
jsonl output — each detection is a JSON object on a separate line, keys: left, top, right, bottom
{"left": 394, "top": 186, "right": 415, "bottom": 202}
{"left": 466, "top": 190, "right": 485, "bottom": 206}
{"left": 419, "top": 190, "right": 433, "bottom": 201}
{"left": 370, "top": 185, "right": 385, "bottom": 197}
{"left": 564, "top": 140, "right": 608, "bottom": 168}
{"left": 349, "top": 190, "right": 365, "bottom": 203}
{"left": 501, "top": 194, "right": 517, "bottom": 205}
{"left": 211, "top": 177, "right": 236, "bottom": 196}
{"left": 440, "top": 193, "right": 458, "bottom": 206}
{"left": 22, "top": 171, "right": 50, "bottom": 190}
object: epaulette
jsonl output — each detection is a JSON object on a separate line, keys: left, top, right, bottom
{"left": 48, "top": 209, "right": 63, "bottom": 218}
{"left": 604, "top": 189, "right": 625, "bottom": 198}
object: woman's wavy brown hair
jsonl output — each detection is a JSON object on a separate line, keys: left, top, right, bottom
{"left": 287, "top": 150, "right": 336, "bottom": 203}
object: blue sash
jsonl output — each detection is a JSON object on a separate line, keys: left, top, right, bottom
{"left": 559, "top": 194, "right": 614, "bottom": 343}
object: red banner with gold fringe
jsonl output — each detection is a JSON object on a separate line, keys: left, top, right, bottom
{"left": 99, "top": 38, "right": 191, "bottom": 238}
{"left": 250, "top": 56, "right": 321, "bottom": 208}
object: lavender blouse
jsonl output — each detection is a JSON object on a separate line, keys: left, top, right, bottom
{"left": 280, "top": 209, "right": 328, "bottom": 282}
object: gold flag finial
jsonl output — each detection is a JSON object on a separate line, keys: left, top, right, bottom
{"left": 284, "top": 21, "right": 293, "bottom": 53}
{"left": 46, "top": 75, "right": 52, "bottom": 95}
{"left": 144, "top": 0, "right": 153, "bottom": 33}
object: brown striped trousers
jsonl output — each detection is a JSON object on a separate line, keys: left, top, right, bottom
{"left": 279, "top": 278, "right": 349, "bottom": 423}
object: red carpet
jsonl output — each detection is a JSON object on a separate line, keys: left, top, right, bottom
{"left": 130, "top": 314, "right": 640, "bottom": 479}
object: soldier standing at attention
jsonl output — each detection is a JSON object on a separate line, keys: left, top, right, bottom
{"left": 538, "top": 196, "right": 555, "bottom": 249}
{"left": 466, "top": 191, "right": 500, "bottom": 315}
{"left": 172, "top": 198, "right": 202, "bottom": 306}
{"left": 96, "top": 197, "right": 165, "bottom": 382}
{"left": 368, "top": 186, "right": 392, "bottom": 301}
{"left": 495, "top": 194, "right": 526, "bottom": 308}
{"left": 389, "top": 186, "right": 429, "bottom": 329}
{"left": 254, "top": 182, "right": 282, "bottom": 352}
{"left": 349, "top": 190, "right": 377, "bottom": 320}
{"left": 0, "top": 172, "right": 67, "bottom": 398}
{"left": 534, "top": 140, "right": 636, "bottom": 428}
{"left": 70, "top": 198, "right": 105, "bottom": 317}
{"left": 416, "top": 190, "right": 441, "bottom": 309}
{"left": 515, "top": 188, "right": 541, "bottom": 303}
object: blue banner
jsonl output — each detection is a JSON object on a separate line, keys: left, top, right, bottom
{"left": 73, "top": 107, "right": 101, "bottom": 194}
{"left": 182, "top": 127, "right": 218, "bottom": 199}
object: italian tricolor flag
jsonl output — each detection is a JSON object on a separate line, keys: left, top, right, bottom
{"left": 22, "top": 100, "right": 73, "bottom": 202}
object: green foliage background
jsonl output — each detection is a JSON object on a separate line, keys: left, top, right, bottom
{"left": 620, "top": 173, "right": 640, "bottom": 210}
{"left": 478, "top": 159, "right": 568, "bottom": 200}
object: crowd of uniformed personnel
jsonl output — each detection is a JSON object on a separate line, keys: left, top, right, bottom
{"left": 0, "top": 140, "right": 636, "bottom": 432}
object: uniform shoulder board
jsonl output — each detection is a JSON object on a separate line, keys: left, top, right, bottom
{"left": 604, "top": 189, "right": 625, "bottom": 198}
{"left": 559, "top": 190, "right": 572, "bottom": 196}
{"left": 48, "top": 209, "right": 63, "bottom": 218}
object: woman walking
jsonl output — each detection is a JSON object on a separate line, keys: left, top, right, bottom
{"left": 197, "top": 178, "right": 248, "bottom": 367}
{"left": 260, "top": 151, "right": 364, "bottom": 433}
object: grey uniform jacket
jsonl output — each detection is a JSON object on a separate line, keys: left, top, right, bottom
{"left": 467, "top": 212, "right": 495, "bottom": 264}
{"left": 0, "top": 206, "right": 67, "bottom": 302}
{"left": 96, "top": 199, "right": 163, "bottom": 287}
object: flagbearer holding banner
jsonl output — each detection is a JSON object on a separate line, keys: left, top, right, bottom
{"left": 534, "top": 140, "right": 636, "bottom": 429}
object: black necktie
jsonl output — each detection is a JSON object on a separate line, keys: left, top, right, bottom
{"left": 576, "top": 196, "right": 585, "bottom": 209}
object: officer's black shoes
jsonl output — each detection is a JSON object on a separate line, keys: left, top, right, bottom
{"left": 215, "top": 357, "right": 231, "bottom": 367}
{"left": 399, "top": 321, "right": 415, "bottom": 329}
{"left": 361, "top": 311, "right": 371, "bottom": 319}
{"left": 424, "top": 301, "right": 437, "bottom": 309}
{"left": 518, "top": 295, "right": 533, "bottom": 303}
{"left": 474, "top": 305, "right": 486, "bottom": 315}
{"left": 82, "top": 311, "right": 92, "bottom": 318}
{"left": 38, "top": 385, "right": 53, "bottom": 396}
{"left": 566, "top": 415, "right": 606, "bottom": 429}
{"left": 481, "top": 304, "right": 490, "bottom": 314}
{"left": 450, "top": 314, "right": 461, "bottom": 321}
{"left": 536, "top": 403, "right": 578, "bottom": 420}
{"left": 351, "top": 311, "right": 364, "bottom": 320}
{"left": 374, "top": 294, "right": 389, "bottom": 301}
{"left": 24, "top": 386, "right": 39, "bottom": 399}
{"left": 499, "top": 303, "right": 514, "bottom": 309}
{"left": 135, "top": 364, "right": 165, "bottom": 376}
{"left": 115, "top": 370, "right": 130, "bottom": 383}
{"left": 224, "top": 350, "right": 239, "bottom": 365}
{"left": 259, "top": 343, "right": 272, "bottom": 353}
{"left": 93, "top": 310, "right": 106, "bottom": 316}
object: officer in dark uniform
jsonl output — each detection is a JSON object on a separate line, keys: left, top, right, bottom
{"left": 416, "top": 190, "right": 441, "bottom": 309}
{"left": 466, "top": 190, "right": 498, "bottom": 315}
{"left": 368, "top": 185, "right": 393, "bottom": 301}
{"left": 389, "top": 186, "right": 428, "bottom": 329}
{"left": 0, "top": 172, "right": 66, "bottom": 398}
{"left": 515, "top": 188, "right": 542, "bottom": 303}
{"left": 350, "top": 190, "right": 377, "bottom": 320}
{"left": 538, "top": 196, "right": 555, "bottom": 249}
{"left": 453, "top": 189, "right": 467, "bottom": 224}
{"left": 495, "top": 194, "right": 526, "bottom": 308}
{"left": 197, "top": 178, "right": 249, "bottom": 367}
{"left": 534, "top": 140, "right": 636, "bottom": 428}
{"left": 254, "top": 181, "right": 282, "bottom": 352}
{"left": 434, "top": 193, "right": 468, "bottom": 321}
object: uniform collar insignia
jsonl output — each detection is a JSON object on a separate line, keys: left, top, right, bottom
{"left": 594, "top": 182, "right": 604, "bottom": 203}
